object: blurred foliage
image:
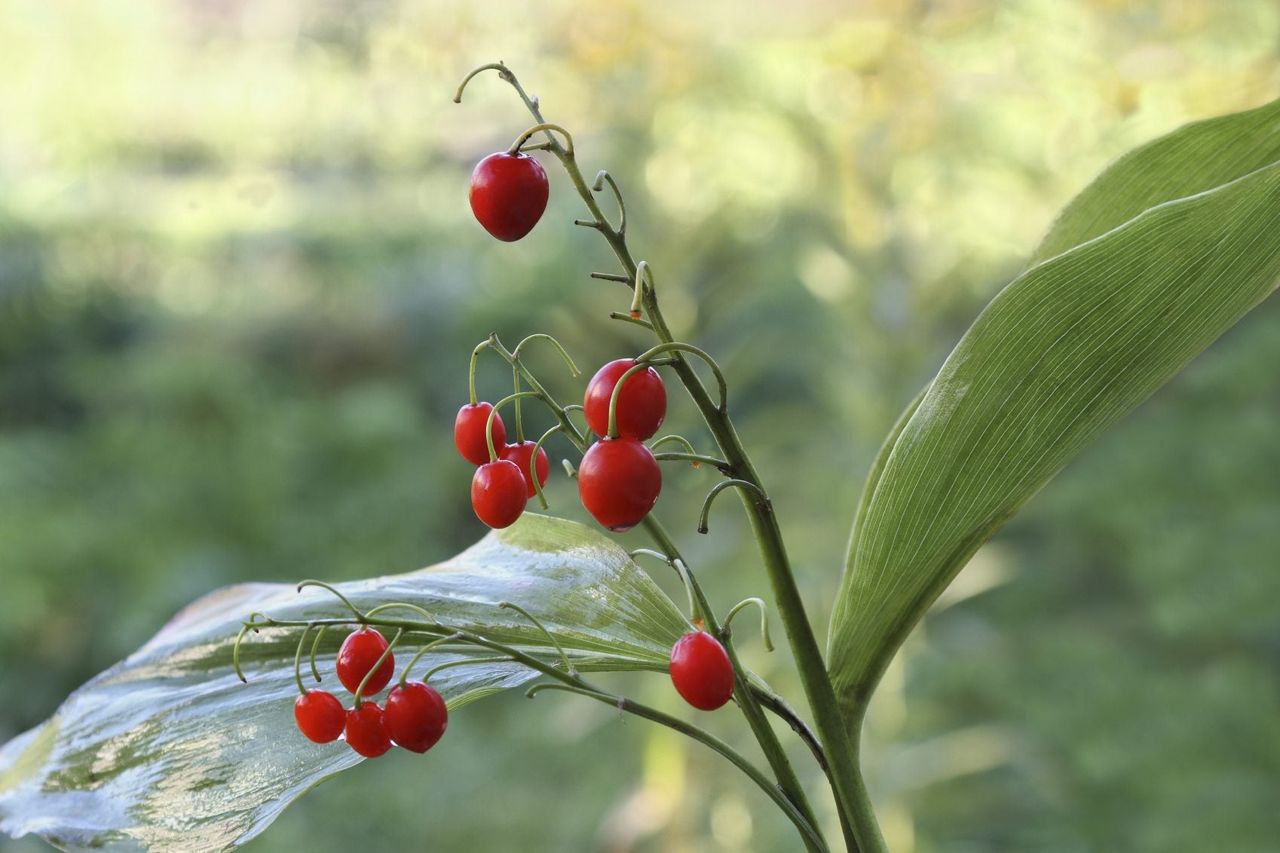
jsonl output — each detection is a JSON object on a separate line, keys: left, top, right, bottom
{"left": 1, "top": 0, "right": 1278, "bottom": 851}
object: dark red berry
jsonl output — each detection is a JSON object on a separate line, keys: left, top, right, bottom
{"left": 471, "top": 459, "right": 528, "bottom": 528}
{"left": 455, "top": 403, "right": 507, "bottom": 466}
{"left": 469, "top": 152, "right": 549, "bottom": 242}
{"left": 577, "top": 438, "right": 662, "bottom": 532}
{"left": 344, "top": 702, "right": 392, "bottom": 758}
{"left": 583, "top": 359, "right": 666, "bottom": 441}
{"left": 669, "top": 631, "right": 734, "bottom": 711}
{"left": 501, "top": 440, "right": 550, "bottom": 498}
{"left": 336, "top": 628, "right": 395, "bottom": 696}
{"left": 384, "top": 682, "right": 449, "bottom": 754}
{"left": 294, "top": 690, "right": 346, "bottom": 743}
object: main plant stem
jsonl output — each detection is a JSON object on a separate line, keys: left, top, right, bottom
{"left": 642, "top": 284, "right": 884, "bottom": 853}
{"left": 553, "top": 124, "right": 885, "bottom": 853}
{"left": 460, "top": 63, "right": 886, "bottom": 852}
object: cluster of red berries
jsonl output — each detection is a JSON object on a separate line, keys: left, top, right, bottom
{"left": 455, "top": 357, "right": 669, "bottom": 533}
{"left": 454, "top": 402, "right": 550, "bottom": 529}
{"left": 293, "top": 627, "right": 448, "bottom": 758}
{"left": 578, "top": 358, "right": 666, "bottom": 531}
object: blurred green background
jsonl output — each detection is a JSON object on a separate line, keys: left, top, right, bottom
{"left": 2, "top": 1, "right": 1278, "bottom": 850}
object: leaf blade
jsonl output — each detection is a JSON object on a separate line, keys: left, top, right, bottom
{"left": 828, "top": 154, "right": 1280, "bottom": 713}
{"left": 0, "top": 514, "right": 689, "bottom": 852}
{"left": 1033, "top": 98, "right": 1280, "bottom": 264}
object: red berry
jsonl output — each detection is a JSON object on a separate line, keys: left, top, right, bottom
{"left": 669, "top": 631, "right": 735, "bottom": 711}
{"left": 384, "top": 681, "right": 449, "bottom": 754}
{"left": 455, "top": 402, "right": 507, "bottom": 466}
{"left": 293, "top": 689, "right": 346, "bottom": 743}
{"left": 469, "top": 152, "right": 549, "bottom": 242}
{"left": 344, "top": 702, "right": 393, "bottom": 758}
{"left": 583, "top": 359, "right": 666, "bottom": 441}
{"left": 471, "top": 459, "right": 528, "bottom": 528}
{"left": 501, "top": 440, "right": 550, "bottom": 498}
{"left": 577, "top": 438, "right": 662, "bottom": 532}
{"left": 336, "top": 628, "right": 395, "bottom": 696}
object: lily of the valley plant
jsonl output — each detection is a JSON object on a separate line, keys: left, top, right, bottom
{"left": 3, "top": 64, "right": 1279, "bottom": 852}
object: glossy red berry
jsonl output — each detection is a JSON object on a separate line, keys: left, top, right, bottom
{"left": 384, "top": 681, "right": 449, "bottom": 754}
{"left": 501, "top": 440, "right": 550, "bottom": 498}
{"left": 469, "top": 152, "right": 549, "bottom": 242}
{"left": 336, "top": 628, "right": 395, "bottom": 696}
{"left": 583, "top": 359, "right": 666, "bottom": 441}
{"left": 344, "top": 702, "right": 393, "bottom": 758}
{"left": 471, "top": 459, "right": 528, "bottom": 528}
{"left": 455, "top": 402, "right": 507, "bottom": 466}
{"left": 294, "top": 690, "right": 346, "bottom": 743}
{"left": 669, "top": 631, "right": 734, "bottom": 711}
{"left": 577, "top": 438, "right": 662, "bottom": 532}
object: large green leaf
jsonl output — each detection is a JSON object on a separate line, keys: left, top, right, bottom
{"left": 828, "top": 102, "right": 1280, "bottom": 715}
{"left": 0, "top": 514, "right": 689, "bottom": 852}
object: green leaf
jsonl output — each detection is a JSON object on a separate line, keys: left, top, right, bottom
{"left": 828, "top": 102, "right": 1280, "bottom": 715}
{"left": 0, "top": 514, "right": 689, "bottom": 852}
{"left": 1033, "top": 98, "right": 1280, "bottom": 264}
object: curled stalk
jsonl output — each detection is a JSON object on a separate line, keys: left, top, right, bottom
{"left": 697, "top": 479, "right": 769, "bottom": 534}
{"left": 508, "top": 122, "right": 574, "bottom": 158}
{"left": 399, "top": 632, "right": 465, "bottom": 687}
{"left": 296, "top": 580, "right": 364, "bottom": 621}
{"left": 649, "top": 435, "right": 728, "bottom": 469}
{"left": 499, "top": 601, "right": 575, "bottom": 675}
{"left": 529, "top": 424, "right": 563, "bottom": 509}
{"left": 293, "top": 623, "right": 317, "bottom": 695}
{"left": 233, "top": 617, "right": 259, "bottom": 684}
{"left": 633, "top": 341, "right": 728, "bottom": 411}
{"left": 308, "top": 624, "right": 329, "bottom": 683}
{"left": 453, "top": 62, "right": 516, "bottom": 104}
{"left": 723, "top": 597, "right": 774, "bottom": 653}
{"left": 354, "top": 629, "right": 403, "bottom": 708}
{"left": 423, "top": 655, "right": 516, "bottom": 682}
{"left": 512, "top": 333, "right": 581, "bottom": 378}
{"left": 592, "top": 170, "right": 626, "bottom": 235}
{"left": 629, "top": 261, "right": 652, "bottom": 317}
{"left": 468, "top": 339, "right": 492, "bottom": 405}
{"left": 484, "top": 390, "right": 548, "bottom": 462}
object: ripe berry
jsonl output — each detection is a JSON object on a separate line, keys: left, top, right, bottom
{"left": 669, "top": 631, "right": 734, "bottom": 711}
{"left": 384, "top": 681, "right": 449, "bottom": 754}
{"left": 344, "top": 702, "right": 393, "bottom": 758}
{"left": 455, "top": 402, "right": 507, "bottom": 466}
{"left": 501, "top": 440, "right": 550, "bottom": 498}
{"left": 583, "top": 359, "right": 666, "bottom": 440}
{"left": 294, "top": 689, "right": 346, "bottom": 743}
{"left": 471, "top": 459, "right": 528, "bottom": 528}
{"left": 336, "top": 628, "right": 395, "bottom": 696}
{"left": 469, "top": 152, "right": 549, "bottom": 242}
{"left": 577, "top": 438, "right": 661, "bottom": 531}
